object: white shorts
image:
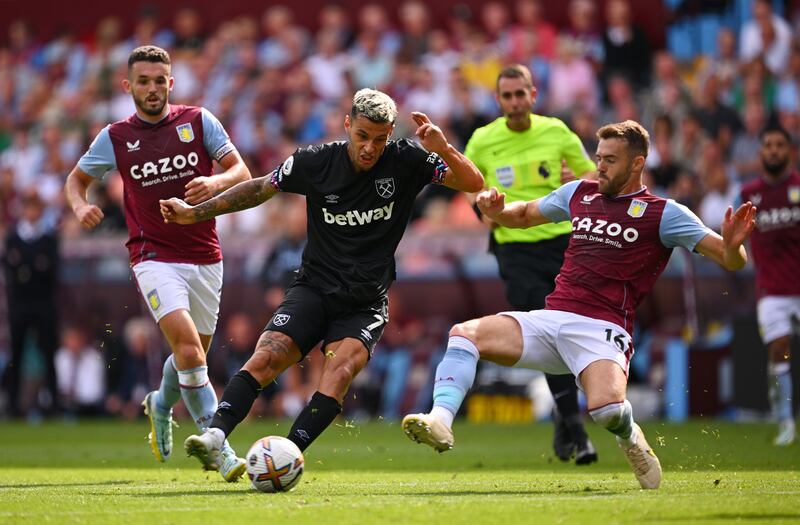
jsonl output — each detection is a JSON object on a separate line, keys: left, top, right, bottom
{"left": 757, "top": 296, "right": 800, "bottom": 344}
{"left": 131, "top": 260, "right": 223, "bottom": 335}
{"left": 500, "top": 310, "right": 633, "bottom": 388}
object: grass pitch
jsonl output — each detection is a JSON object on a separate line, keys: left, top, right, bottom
{"left": 1, "top": 419, "right": 799, "bottom": 524}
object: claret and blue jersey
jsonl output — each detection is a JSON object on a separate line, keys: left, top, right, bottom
{"left": 538, "top": 179, "right": 712, "bottom": 335}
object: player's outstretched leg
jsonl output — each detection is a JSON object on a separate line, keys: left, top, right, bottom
{"left": 590, "top": 400, "right": 661, "bottom": 489}
{"left": 142, "top": 355, "right": 181, "bottom": 462}
{"left": 402, "top": 335, "right": 478, "bottom": 452}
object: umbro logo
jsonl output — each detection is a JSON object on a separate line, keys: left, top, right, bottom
{"left": 325, "top": 194, "right": 339, "bottom": 204}
{"left": 126, "top": 140, "right": 140, "bottom": 152}
{"left": 361, "top": 329, "right": 372, "bottom": 341}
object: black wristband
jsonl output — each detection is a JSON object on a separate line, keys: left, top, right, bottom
{"left": 472, "top": 202, "right": 483, "bottom": 220}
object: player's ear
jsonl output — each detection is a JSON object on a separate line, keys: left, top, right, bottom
{"left": 632, "top": 155, "right": 646, "bottom": 173}
{"left": 344, "top": 114, "right": 351, "bottom": 134}
{"left": 530, "top": 85, "right": 538, "bottom": 106}
{"left": 168, "top": 76, "right": 174, "bottom": 92}
{"left": 122, "top": 78, "right": 132, "bottom": 94}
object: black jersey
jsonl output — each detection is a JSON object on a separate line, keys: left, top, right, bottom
{"left": 269, "top": 139, "right": 448, "bottom": 304}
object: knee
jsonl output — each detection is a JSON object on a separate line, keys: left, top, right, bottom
{"left": 248, "top": 332, "right": 295, "bottom": 374}
{"left": 173, "top": 342, "right": 205, "bottom": 368}
{"left": 589, "top": 399, "right": 632, "bottom": 431}
{"left": 449, "top": 321, "right": 476, "bottom": 341}
{"left": 769, "top": 338, "right": 791, "bottom": 362}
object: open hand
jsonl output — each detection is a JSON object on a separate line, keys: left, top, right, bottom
{"left": 412, "top": 112, "right": 448, "bottom": 153}
{"left": 721, "top": 201, "right": 757, "bottom": 250}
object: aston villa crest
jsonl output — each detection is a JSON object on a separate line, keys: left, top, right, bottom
{"left": 375, "top": 178, "right": 395, "bottom": 198}
{"left": 176, "top": 123, "right": 194, "bottom": 143}
{"left": 789, "top": 186, "right": 800, "bottom": 204}
{"left": 627, "top": 199, "right": 648, "bottom": 218}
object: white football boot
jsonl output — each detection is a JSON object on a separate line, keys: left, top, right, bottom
{"left": 402, "top": 413, "right": 454, "bottom": 453}
{"left": 774, "top": 419, "right": 796, "bottom": 447}
{"left": 142, "top": 391, "right": 175, "bottom": 462}
{"left": 617, "top": 423, "right": 662, "bottom": 489}
{"left": 184, "top": 429, "right": 224, "bottom": 471}
{"left": 219, "top": 443, "right": 247, "bottom": 482}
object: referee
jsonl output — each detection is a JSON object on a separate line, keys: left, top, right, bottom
{"left": 465, "top": 65, "right": 598, "bottom": 464}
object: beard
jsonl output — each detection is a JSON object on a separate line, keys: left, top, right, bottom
{"left": 134, "top": 93, "right": 167, "bottom": 116}
{"left": 762, "top": 157, "right": 789, "bottom": 176}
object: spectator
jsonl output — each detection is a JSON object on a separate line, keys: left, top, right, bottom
{"left": 601, "top": 0, "right": 652, "bottom": 92}
{"left": 697, "top": 141, "right": 740, "bottom": 231}
{"left": 548, "top": 36, "right": 598, "bottom": 117}
{"left": 731, "top": 102, "right": 768, "bottom": 183}
{"left": 3, "top": 187, "right": 59, "bottom": 418}
{"left": 563, "top": 0, "right": 603, "bottom": 71}
{"left": 105, "top": 317, "right": 162, "bottom": 420}
{"left": 739, "top": 0, "right": 793, "bottom": 76}
{"left": 55, "top": 326, "right": 106, "bottom": 417}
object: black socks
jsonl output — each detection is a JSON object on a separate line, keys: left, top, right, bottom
{"left": 210, "top": 370, "right": 261, "bottom": 437}
{"left": 287, "top": 391, "right": 342, "bottom": 451}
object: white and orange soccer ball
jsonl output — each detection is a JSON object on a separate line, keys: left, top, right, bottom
{"left": 245, "top": 436, "right": 305, "bottom": 493}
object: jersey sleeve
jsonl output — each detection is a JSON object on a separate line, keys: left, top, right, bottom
{"left": 268, "top": 148, "right": 314, "bottom": 196}
{"left": 561, "top": 126, "right": 596, "bottom": 176}
{"left": 77, "top": 127, "right": 116, "bottom": 179}
{"left": 463, "top": 134, "right": 483, "bottom": 175}
{"left": 201, "top": 108, "right": 236, "bottom": 162}
{"left": 659, "top": 200, "right": 713, "bottom": 250}
{"left": 399, "top": 139, "right": 449, "bottom": 189}
{"left": 538, "top": 180, "right": 581, "bottom": 222}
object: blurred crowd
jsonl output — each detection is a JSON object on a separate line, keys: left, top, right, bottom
{"left": 2, "top": 0, "right": 800, "bottom": 421}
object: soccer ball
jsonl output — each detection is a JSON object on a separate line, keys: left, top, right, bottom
{"left": 245, "top": 436, "right": 304, "bottom": 493}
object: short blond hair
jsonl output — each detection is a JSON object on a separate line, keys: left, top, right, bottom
{"left": 597, "top": 120, "right": 650, "bottom": 158}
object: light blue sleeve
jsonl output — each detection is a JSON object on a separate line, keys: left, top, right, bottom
{"left": 201, "top": 108, "right": 235, "bottom": 162}
{"left": 659, "top": 200, "right": 713, "bottom": 250}
{"left": 77, "top": 127, "right": 116, "bottom": 179}
{"left": 537, "top": 180, "right": 581, "bottom": 222}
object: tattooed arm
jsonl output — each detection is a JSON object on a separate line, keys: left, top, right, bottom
{"left": 160, "top": 175, "right": 278, "bottom": 225}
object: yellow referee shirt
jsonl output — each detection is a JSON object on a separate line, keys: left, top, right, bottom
{"left": 465, "top": 114, "right": 596, "bottom": 244}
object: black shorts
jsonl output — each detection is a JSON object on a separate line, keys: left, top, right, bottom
{"left": 493, "top": 234, "right": 569, "bottom": 311}
{"left": 263, "top": 281, "right": 388, "bottom": 358}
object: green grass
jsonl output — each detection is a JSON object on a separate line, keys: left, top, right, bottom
{"left": 1, "top": 419, "right": 799, "bottom": 524}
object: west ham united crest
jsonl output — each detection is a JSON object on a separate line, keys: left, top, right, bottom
{"left": 375, "top": 178, "right": 395, "bottom": 198}
{"left": 273, "top": 314, "right": 291, "bottom": 326}
{"left": 176, "top": 123, "right": 194, "bottom": 143}
{"left": 627, "top": 199, "right": 648, "bottom": 218}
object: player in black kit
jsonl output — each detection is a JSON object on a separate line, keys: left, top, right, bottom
{"left": 160, "top": 88, "right": 485, "bottom": 470}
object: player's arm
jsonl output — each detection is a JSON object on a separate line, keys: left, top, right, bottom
{"left": 694, "top": 202, "right": 756, "bottom": 270}
{"left": 64, "top": 166, "right": 104, "bottom": 229}
{"left": 476, "top": 187, "right": 552, "bottom": 229}
{"left": 184, "top": 150, "right": 252, "bottom": 205}
{"left": 161, "top": 175, "right": 278, "bottom": 225}
{"left": 412, "top": 112, "right": 484, "bottom": 192}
